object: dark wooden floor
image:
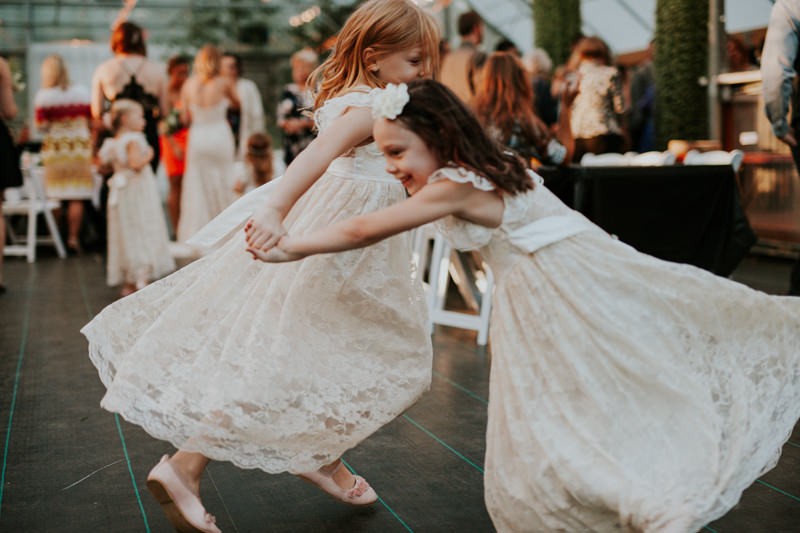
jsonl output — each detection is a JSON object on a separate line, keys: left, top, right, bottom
{"left": 0, "top": 251, "right": 798, "bottom": 532}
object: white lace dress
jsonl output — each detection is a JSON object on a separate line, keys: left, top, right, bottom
{"left": 81, "top": 90, "right": 432, "bottom": 473}
{"left": 177, "top": 99, "right": 237, "bottom": 242}
{"left": 429, "top": 167, "right": 800, "bottom": 533}
{"left": 98, "top": 132, "right": 175, "bottom": 286}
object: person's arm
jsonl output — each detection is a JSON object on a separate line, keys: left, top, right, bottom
{"left": 0, "top": 58, "right": 18, "bottom": 121}
{"left": 226, "top": 78, "right": 241, "bottom": 111}
{"left": 247, "top": 179, "right": 473, "bottom": 262}
{"left": 554, "top": 79, "right": 578, "bottom": 165}
{"left": 762, "top": 0, "right": 800, "bottom": 146}
{"left": 126, "top": 139, "right": 154, "bottom": 171}
{"left": 244, "top": 106, "right": 375, "bottom": 250}
{"left": 90, "top": 66, "right": 105, "bottom": 120}
{"left": 179, "top": 79, "right": 192, "bottom": 127}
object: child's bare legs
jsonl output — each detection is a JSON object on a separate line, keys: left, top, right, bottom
{"left": 315, "top": 458, "right": 358, "bottom": 488}
{"left": 168, "top": 451, "right": 209, "bottom": 496}
{"left": 148, "top": 451, "right": 219, "bottom": 533}
{"left": 66, "top": 200, "right": 84, "bottom": 250}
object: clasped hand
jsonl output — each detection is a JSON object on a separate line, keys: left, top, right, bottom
{"left": 244, "top": 207, "right": 301, "bottom": 263}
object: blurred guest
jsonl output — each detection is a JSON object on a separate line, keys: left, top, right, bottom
{"left": 159, "top": 54, "right": 191, "bottom": 232}
{"left": 177, "top": 44, "right": 239, "bottom": 242}
{"left": 567, "top": 36, "right": 625, "bottom": 162}
{"left": 629, "top": 41, "right": 656, "bottom": 152}
{"left": 276, "top": 48, "right": 318, "bottom": 166}
{"left": 440, "top": 10, "right": 484, "bottom": 102}
{"left": 0, "top": 56, "right": 23, "bottom": 293}
{"left": 466, "top": 51, "right": 488, "bottom": 99}
{"left": 495, "top": 39, "right": 521, "bottom": 57}
{"left": 762, "top": 0, "right": 800, "bottom": 295}
{"left": 34, "top": 54, "right": 93, "bottom": 253}
{"left": 473, "top": 52, "right": 574, "bottom": 167}
{"left": 523, "top": 47, "right": 558, "bottom": 128}
{"left": 727, "top": 36, "right": 757, "bottom": 72}
{"left": 221, "top": 52, "right": 265, "bottom": 160}
{"left": 231, "top": 132, "right": 274, "bottom": 197}
{"left": 91, "top": 21, "right": 167, "bottom": 171}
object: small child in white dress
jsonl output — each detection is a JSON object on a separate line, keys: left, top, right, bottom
{"left": 231, "top": 132, "right": 273, "bottom": 197}
{"left": 250, "top": 80, "right": 800, "bottom": 533}
{"left": 98, "top": 99, "right": 175, "bottom": 296}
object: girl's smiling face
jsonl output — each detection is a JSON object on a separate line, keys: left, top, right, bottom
{"left": 373, "top": 47, "right": 428, "bottom": 84}
{"left": 374, "top": 117, "right": 441, "bottom": 194}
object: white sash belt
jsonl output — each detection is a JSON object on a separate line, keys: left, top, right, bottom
{"left": 507, "top": 214, "right": 596, "bottom": 253}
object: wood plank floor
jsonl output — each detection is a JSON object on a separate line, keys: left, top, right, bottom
{"left": 0, "top": 251, "right": 798, "bottom": 532}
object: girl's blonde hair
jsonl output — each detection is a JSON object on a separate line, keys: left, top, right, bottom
{"left": 194, "top": 44, "right": 221, "bottom": 81}
{"left": 109, "top": 99, "right": 143, "bottom": 134}
{"left": 40, "top": 54, "right": 70, "bottom": 90}
{"left": 311, "top": 0, "right": 440, "bottom": 108}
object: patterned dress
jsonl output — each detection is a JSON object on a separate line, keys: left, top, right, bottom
{"left": 34, "top": 85, "right": 93, "bottom": 199}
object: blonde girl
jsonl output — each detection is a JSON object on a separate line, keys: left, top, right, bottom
{"left": 97, "top": 99, "right": 174, "bottom": 295}
{"left": 82, "top": 2, "right": 439, "bottom": 531}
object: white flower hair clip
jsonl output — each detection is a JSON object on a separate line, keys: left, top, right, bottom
{"left": 371, "top": 83, "right": 410, "bottom": 120}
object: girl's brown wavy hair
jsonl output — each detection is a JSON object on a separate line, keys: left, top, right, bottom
{"left": 472, "top": 52, "right": 550, "bottom": 157}
{"left": 396, "top": 79, "right": 533, "bottom": 195}
{"left": 311, "top": 0, "right": 440, "bottom": 108}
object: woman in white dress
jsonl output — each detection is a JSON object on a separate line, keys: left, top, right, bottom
{"left": 82, "top": 2, "right": 439, "bottom": 531}
{"left": 250, "top": 80, "right": 800, "bottom": 533}
{"left": 177, "top": 44, "right": 239, "bottom": 242}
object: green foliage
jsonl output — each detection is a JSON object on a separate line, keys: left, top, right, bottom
{"left": 174, "top": 0, "right": 279, "bottom": 49}
{"left": 654, "top": 0, "right": 709, "bottom": 147}
{"left": 532, "top": 0, "right": 581, "bottom": 66}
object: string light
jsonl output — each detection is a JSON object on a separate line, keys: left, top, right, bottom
{"left": 289, "top": 6, "right": 321, "bottom": 28}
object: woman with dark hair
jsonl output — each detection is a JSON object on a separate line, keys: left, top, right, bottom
{"left": 91, "top": 21, "right": 167, "bottom": 171}
{"left": 473, "top": 52, "right": 574, "bottom": 167}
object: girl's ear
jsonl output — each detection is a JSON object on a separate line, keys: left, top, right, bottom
{"left": 363, "top": 47, "right": 380, "bottom": 73}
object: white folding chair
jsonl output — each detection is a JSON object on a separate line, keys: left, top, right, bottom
{"left": 3, "top": 165, "right": 67, "bottom": 262}
{"left": 580, "top": 152, "right": 631, "bottom": 167}
{"left": 412, "top": 226, "right": 493, "bottom": 346}
{"left": 683, "top": 149, "right": 744, "bottom": 172}
{"left": 627, "top": 150, "right": 677, "bottom": 166}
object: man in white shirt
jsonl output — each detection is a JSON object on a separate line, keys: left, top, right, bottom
{"left": 221, "top": 53, "right": 265, "bottom": 160}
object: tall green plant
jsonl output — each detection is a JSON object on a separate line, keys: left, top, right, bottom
{"left": 532, "top": 0, "right": 581, "bottom": 66}
{"left": 654, "top": 0, "right": 709, "bottom": 147}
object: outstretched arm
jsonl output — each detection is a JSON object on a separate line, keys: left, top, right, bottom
{"left": 247, "top": 180, "right": 476, "bottom": 262}
{"left": 244, "top": 106, "right": 374, "bottom": 250}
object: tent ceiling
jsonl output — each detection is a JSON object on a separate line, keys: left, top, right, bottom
{"left": 466, "top": 0, "right": 774, "bottom": 54}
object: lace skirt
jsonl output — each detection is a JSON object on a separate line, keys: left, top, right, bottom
{"left": 483, "top": 231, "right": 800, "bottom": 532}
{"left": 83, "top": 172, "right": 432, "bottom": 473}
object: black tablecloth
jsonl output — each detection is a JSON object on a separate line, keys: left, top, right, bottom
{"left": 540, "top": 165, "right": 756, "bottom": 276}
